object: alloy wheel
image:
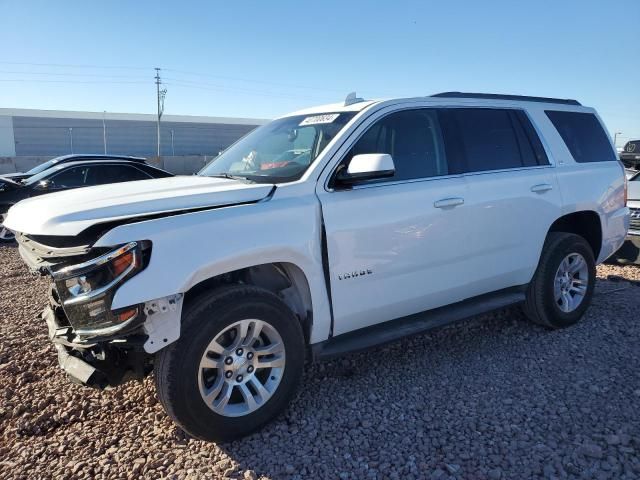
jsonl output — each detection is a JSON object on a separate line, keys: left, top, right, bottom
{"left": 197, "top": 319, "right": 286, "bottom": 417}
{"left": 553, "top": 252, "right": 589, "bottom": 313}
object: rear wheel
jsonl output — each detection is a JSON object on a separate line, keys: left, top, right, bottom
{"left": 523, "top": 232, "right": 596, "bottom": 328}
{"left": 154, "top": 285, "right": 305, "bottom": 442}
{"left": 0, "top": 213, "right": 15, "bottom": 243}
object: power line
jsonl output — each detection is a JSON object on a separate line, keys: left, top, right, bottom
{"left": 0, "top": 70, "right": 149, "bottom": 79}
{"left": 0, "top": 61, "right": 151, "bottom": 70}
{"left": 163, "top": 80, "right": 325, "bottom": 101}
{"left": 0, "top": 60, "right": 397, "bottom": 98}
{"left": 0, "top": 78, "right": 148, "bottom": 84}
{"left": 163, "top": 68, "right": 349, "bottom": 94}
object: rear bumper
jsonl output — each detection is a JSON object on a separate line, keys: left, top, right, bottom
{"left": 621, "top": 155, "right": 640, "bottom": 168}
{"left": 610, "top": 233, "right": 640, "bottom": 265}
{"left": 43, "top": 305, "right": 152, "bottom": 389}
{"left": 598, "top": 206, "right": 630, "bottom": 264}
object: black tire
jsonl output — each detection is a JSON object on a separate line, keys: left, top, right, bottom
{"left": 523, "top": 232, "right": 596, "bottom": 329}
{"left": 0, "top": 211, "right": 16, "bottom": 244}
{"left": 154, "top": 285, "right": 305, "bottom": 442}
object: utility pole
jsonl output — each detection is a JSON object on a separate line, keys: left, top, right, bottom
{"left": 68, "top": 127, "right": 74, "bottom": 154}
{"left": 102, "top": 111, "right": 107, "bottom": 154}
{"left": 155, "top": 67, "right": 167, "bottom": 158}
{"left": 170, "top": 129, "right": 175, "bottom": 156}
{"left": 614, "top": 132, "right": 622, "bottom": 148}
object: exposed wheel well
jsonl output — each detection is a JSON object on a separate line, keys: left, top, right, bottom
{"left": 183, "top": 263, "right": 313, "bottom": 343}
{"left": 548, "top": 211, "right": 602, "bottom": 259}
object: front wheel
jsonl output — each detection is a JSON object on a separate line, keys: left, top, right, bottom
{"left": 523, "top": 232, "right": 596, "bottom": 328}
{"left": 0, "top": 213, "right": 15, "bottom": 243}
{"left": 154, "top": 285, "right": 305, "bottom": 442}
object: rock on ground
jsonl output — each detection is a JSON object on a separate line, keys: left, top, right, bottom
{"left": 0, "top": 245, "right": 639, "bottom": 479}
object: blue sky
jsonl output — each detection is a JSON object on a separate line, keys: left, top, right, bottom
{"left": 1, "top": 0, "right": 638, "bottom": 144}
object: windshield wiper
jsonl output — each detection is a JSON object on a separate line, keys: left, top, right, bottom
{"left": 207, "top": 173, "right": 254, "bottom": 183}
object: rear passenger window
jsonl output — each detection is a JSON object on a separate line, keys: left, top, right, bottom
{"left": 545, "top": 110, "right": 616, "bottom": 163}
{"left": 513, "top": 110, "right": 549, "bottom": 166}
{"left": 446, "top": 108, "right": 523, "bottom": 172}
{"left": 345, "top": 109, "right": 448, "bottom": 182}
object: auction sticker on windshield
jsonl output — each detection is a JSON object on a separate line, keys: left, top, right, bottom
{"left": 299, "top": 114, "right": 340, "bottom": 126}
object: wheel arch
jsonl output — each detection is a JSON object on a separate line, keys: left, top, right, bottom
{"left": 547, "top": 210, "right": 602, "bottom": 259}
{"left": 183, "top": 262, "right": 314, "bottom": 344}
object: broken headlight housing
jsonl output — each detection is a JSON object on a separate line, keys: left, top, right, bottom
{"left": 52, "top": 241, "right": 151, "bottom": 337}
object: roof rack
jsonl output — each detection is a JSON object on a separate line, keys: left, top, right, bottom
{"left": 431, "top": 92, "right": 581, "bottom": 106}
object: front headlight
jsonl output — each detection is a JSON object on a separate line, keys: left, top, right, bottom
{"left": 52, "top": 241, "right": 151, "bottom": 336}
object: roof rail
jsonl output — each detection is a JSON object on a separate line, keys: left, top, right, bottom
{"left": 431, "top": 92, "right": 581, "bottom": 106}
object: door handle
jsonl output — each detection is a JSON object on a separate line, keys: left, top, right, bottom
{"left": 434, "top": 197, "right": 464, "bottom": 209}
{"left": 531, "top": 183, "right": 553, "bottom": 193}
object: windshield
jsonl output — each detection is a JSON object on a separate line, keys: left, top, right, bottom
{"left": 25, "top": 157, "right": 64, "bottom": 176}
{"left": 24, "top": 164, "right": 66, "bottom": 185}
{"left": 199, "top": 112, "right": 356, "bottom": 183}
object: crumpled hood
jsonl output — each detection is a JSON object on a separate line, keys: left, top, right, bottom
{"left": 0, "top": 172, "right": 29, "bottom": 182}
{"left": 0, "top": 175, "right": 23, "bottom": 188}
{"left": 4, "top": 175, "right": 274, "bottom": 236}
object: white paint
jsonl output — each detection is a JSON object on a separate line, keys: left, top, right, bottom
{"left": 6, "top": 95, "right": 630, "bottom": 349}
{"left": 347, "top": 153, "right": 394, "bottom": 175}
{"left": 4, "top": 175, "right": 273, "bottom": 236}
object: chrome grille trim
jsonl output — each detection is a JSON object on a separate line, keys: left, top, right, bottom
{"left": 16, "top": 232, "right": 91, "bottom": 259}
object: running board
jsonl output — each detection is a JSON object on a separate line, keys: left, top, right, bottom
{"left": 311, "top": 288, "right": 526, "bottom": 361}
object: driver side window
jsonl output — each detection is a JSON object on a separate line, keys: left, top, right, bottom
{"left": 344, "top": 109, "right": 448, "bottom": 183}
{"left": 49, "top": 166, "right": 90, "bottom": 188}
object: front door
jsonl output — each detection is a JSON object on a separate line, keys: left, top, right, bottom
{"left": 316, "top": 108, "right": 473, "bottom": 336}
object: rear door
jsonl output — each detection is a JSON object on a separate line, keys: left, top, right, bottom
{"left": 86, "top": 164, "right": 152, "bottom": 186}
{"left": 316, "top": 107, "right": 474, "bottom": 335}
{"left": 442, "top": 107, "right": 563, "bottom": 292}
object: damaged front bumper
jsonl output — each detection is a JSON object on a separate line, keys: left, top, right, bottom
{"left": 16, "top": 232, "right": 184, "bottom": 387}
{"left": 43, "top": 304, "right": 152, "bottom": 389}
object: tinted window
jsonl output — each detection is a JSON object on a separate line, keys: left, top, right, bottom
{"left": 448, "top": 108, "right": 523, "bottom": 172}
{"left": 545, "top": 111, "right": 616, "bottom": 163}
{"left": 49, "top": 166, "right": 90, "bottom": 188}
{"left": 346, "top": 109, "right": 448, "bottom": 182}
{"left": 88, "top": 165, "right": 151, "bottom": 185}
{"left": 514, "top": 110, "right": 549, "bottom": 166}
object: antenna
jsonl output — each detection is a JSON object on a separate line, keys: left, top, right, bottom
{"left": 344, "top": 92, "right": 365, "bottom": 106}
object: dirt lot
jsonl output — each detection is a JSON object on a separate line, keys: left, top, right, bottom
{"left": 0, "top": 244, "right": 639, "bottom": 480}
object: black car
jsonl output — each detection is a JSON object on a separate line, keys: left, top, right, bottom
{"left": 0, "top": 159, "right": 173, "bottom": 242}
{"left": 620, "top": 140, "right": 640, "bottom": 169}
{"left": 1, "top": 154, "right": 147, "bottom": 183}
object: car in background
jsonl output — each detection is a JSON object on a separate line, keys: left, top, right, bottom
{"left": 0, "top": 154, "right": 148, "bottom": 183}
{"left": 611, "top": 170, "right": 640, "bottom": 264}
{"left": 0, "top": 158, "right": 173, "bottom": 242}
{"left": 620, "top": 140, "right": 640, "bottom": 169}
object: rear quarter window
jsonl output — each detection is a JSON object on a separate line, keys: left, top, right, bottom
{"left": 545, "top": 110, "right": 616, "bottom": 163}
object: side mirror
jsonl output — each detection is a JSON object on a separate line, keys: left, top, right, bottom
{"left": 36, "top": 179, "right": 52, "bottom": 190}
{"left": 337, "top": 153, "right": 395, "bottom": 185}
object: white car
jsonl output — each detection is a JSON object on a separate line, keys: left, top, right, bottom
{"left": 614, "top": 170, "right": 640, "bottom": 263}
{"left": 4, "top": 92, "right": 629, "bottom": 441}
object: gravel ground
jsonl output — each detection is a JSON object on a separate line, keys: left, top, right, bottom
{"left": 1, "top": 244, "right": 639, "bottom": 480}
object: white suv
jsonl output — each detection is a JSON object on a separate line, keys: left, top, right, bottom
{"left": 5, "top": 92, "right": 629, "bottom": 441}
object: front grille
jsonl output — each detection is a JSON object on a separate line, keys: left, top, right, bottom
{"left": 631, "top": 208, "right": 640, "bottom": 231}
